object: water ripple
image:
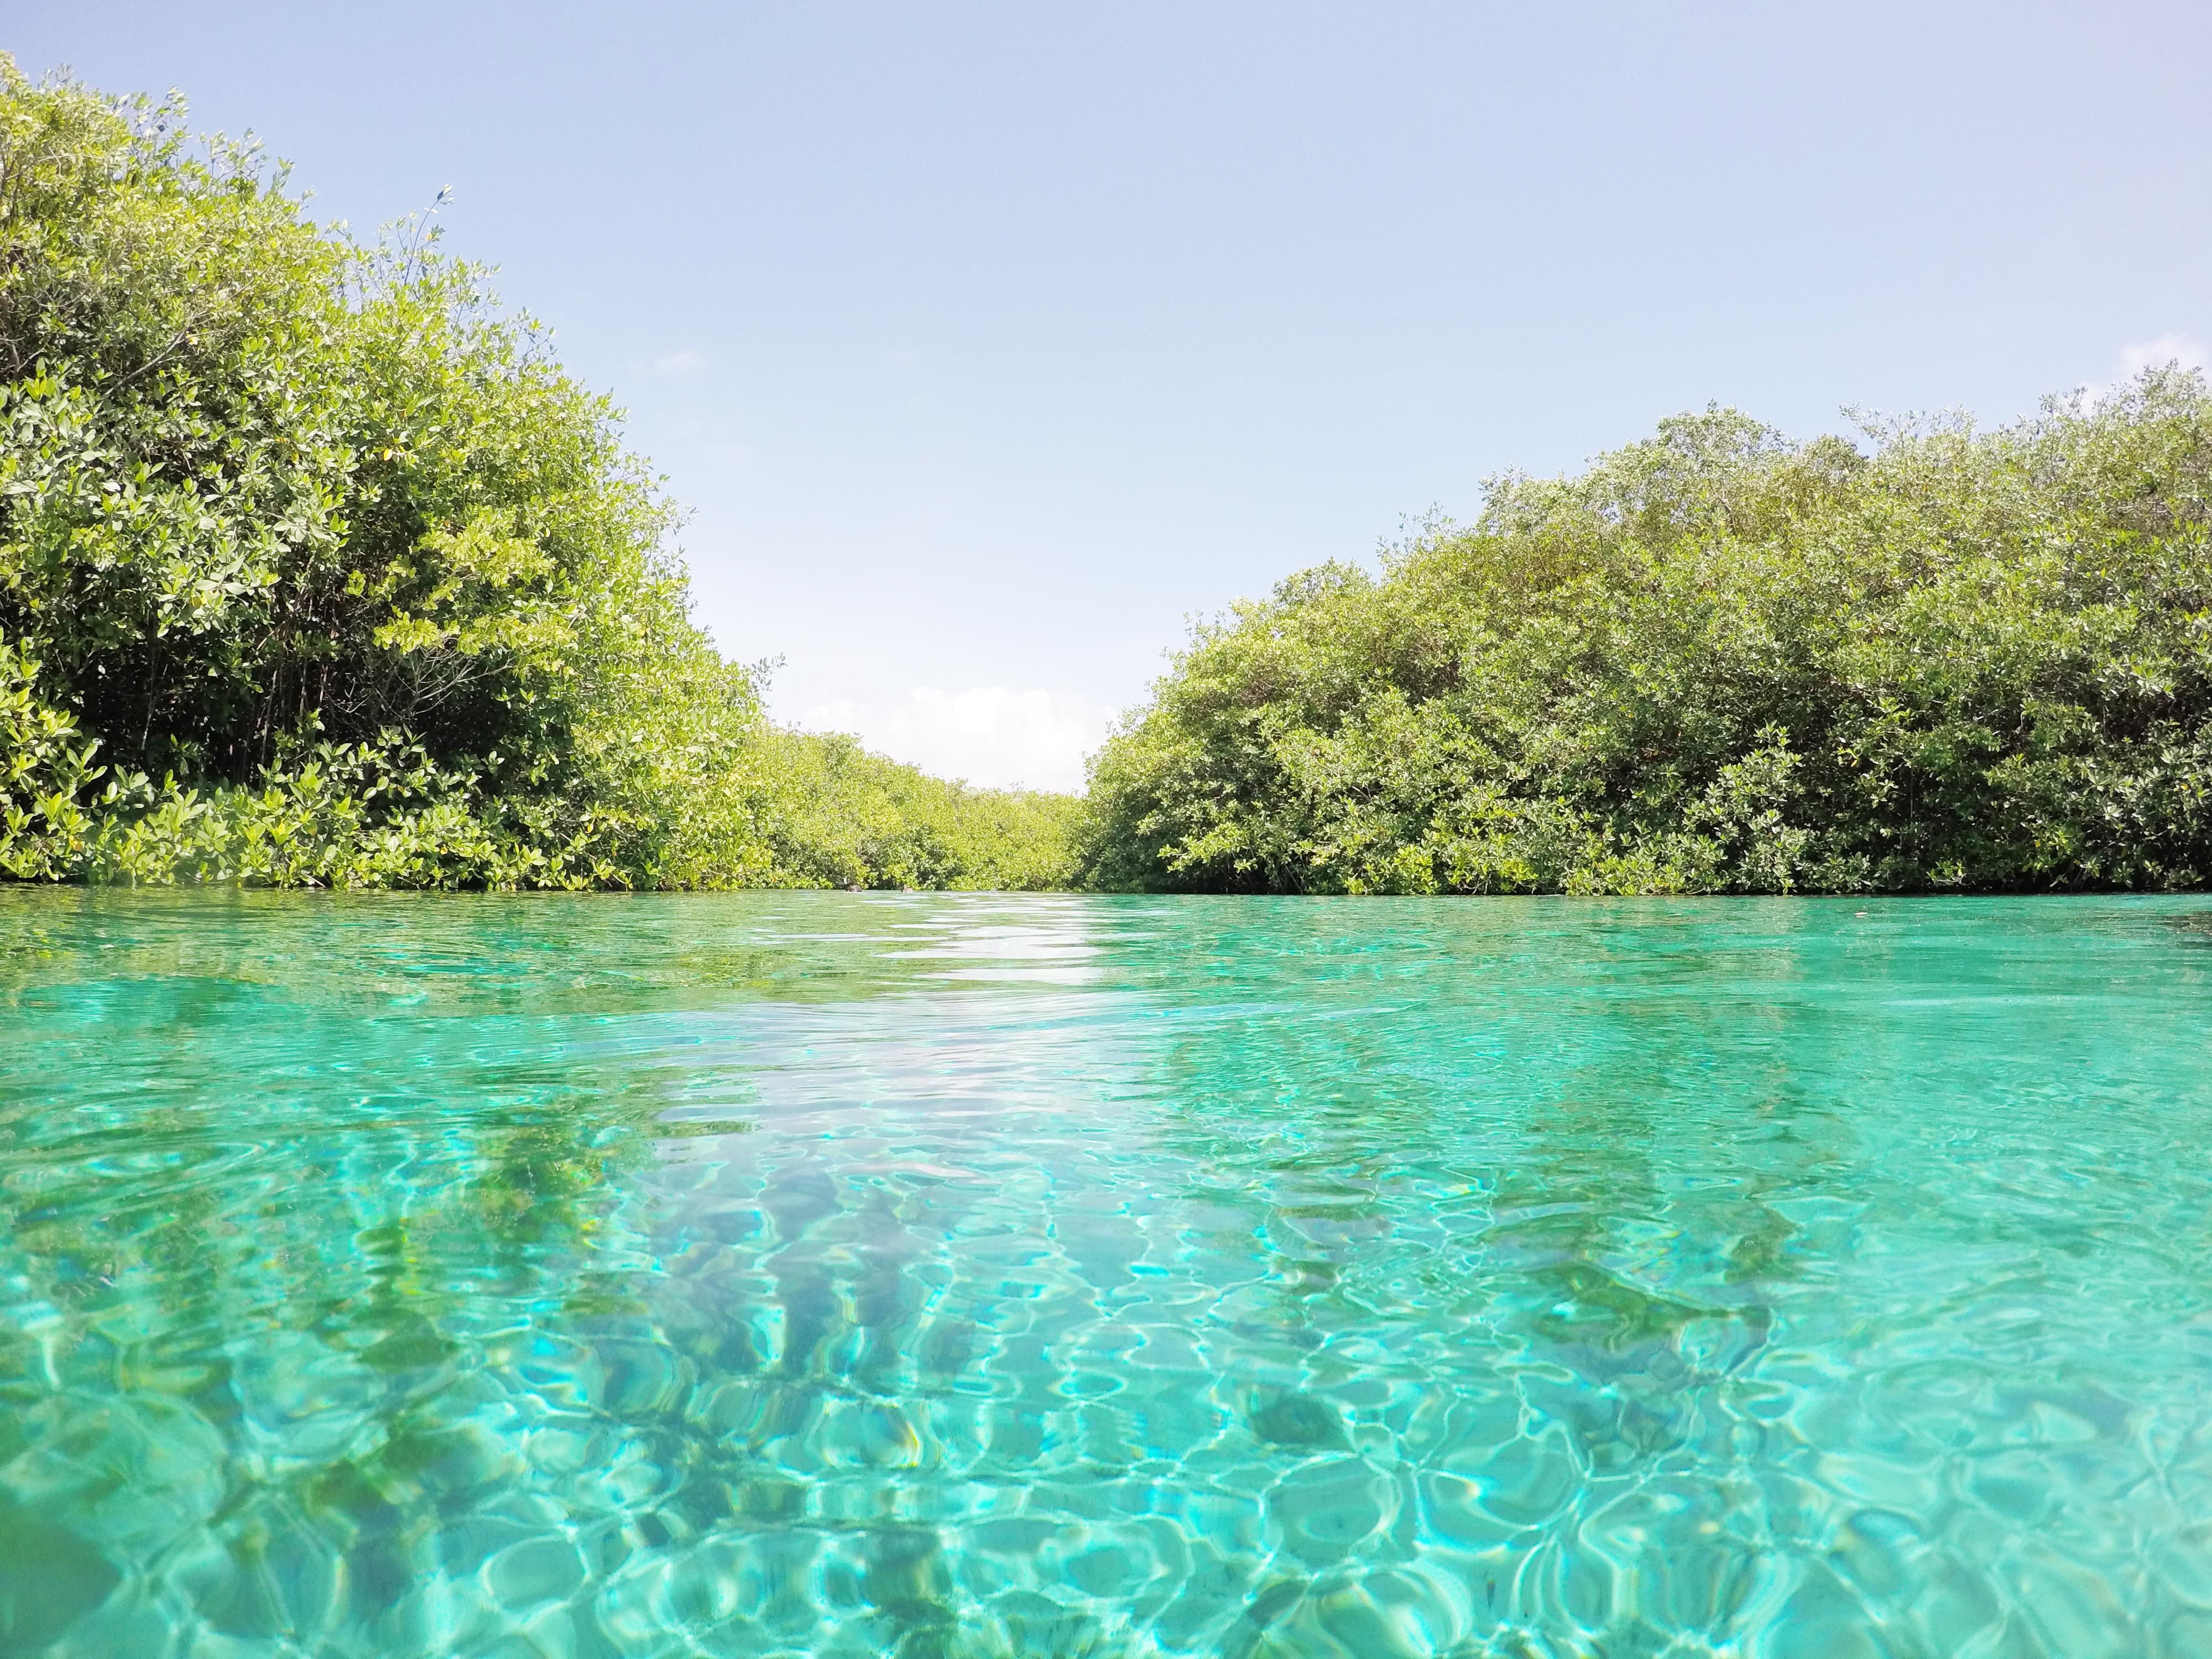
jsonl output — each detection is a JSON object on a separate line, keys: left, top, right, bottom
{"left": 3, "top": 891, "right": 2211, "bottom": 1656}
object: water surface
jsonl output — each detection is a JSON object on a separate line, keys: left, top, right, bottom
{"left": 3, "top": 892, "right": 2210, "bottom": 1657}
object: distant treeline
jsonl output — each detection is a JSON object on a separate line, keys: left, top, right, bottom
{"left": 0, "top": 62, "right": 1074, "bottom": 890}
{"left": 1077, "top": 372, "right": 2212, "bottom": 893}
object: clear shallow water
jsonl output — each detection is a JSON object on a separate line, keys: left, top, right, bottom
{"left": 4, "top": 894, "right": 2212, "bottom": 1658}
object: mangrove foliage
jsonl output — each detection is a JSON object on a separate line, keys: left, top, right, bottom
{"left": 0, "top": 61, "right": 1075, "bottom": 891}
{"left": 1079, "top": 375, "right": 2212, "bottom": 894}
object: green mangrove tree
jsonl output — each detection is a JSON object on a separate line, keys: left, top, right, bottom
{"left": 1080, "top": 377, "right": 2212, "bottom": 894}
{"left": 0, "top": 61, "right": 1073, "bottom": 890}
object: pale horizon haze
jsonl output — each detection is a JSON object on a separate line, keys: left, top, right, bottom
{"left": 14, "top": 3, "right": 2211, "bottom": 789}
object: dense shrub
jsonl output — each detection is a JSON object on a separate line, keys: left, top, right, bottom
{"left": 1079, "top": 377, "right": 2212, "bottom": 894}
{"left": 0, "top": 61, "right": 1072, "bottom": 891}
{"left": 747, "top": 728, "right": 1079, "bottom": 892}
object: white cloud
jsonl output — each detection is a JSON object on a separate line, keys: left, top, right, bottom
{"left": 2117, "top": 333, "right": 2208, "bottom": 377}
{"left": 2080, "top": 333, "right": 2206, "bottom": 407}
{"left": 795, "top": 686, "right": 1118, "bottom": 792}
{"left": 652, "top": 347, "right": 709, "bottom": 378}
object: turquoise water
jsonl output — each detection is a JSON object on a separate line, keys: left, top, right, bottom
{"left": 4, "top": 894, "right": 2212, "bottom": 1658}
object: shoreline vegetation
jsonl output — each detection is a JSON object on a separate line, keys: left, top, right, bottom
{"left": 1080, "top": 371, "right": 2212, "bottom": 895}
{"left": 0, "top": 63, "right": 1077, "bottom": 893}
{"left": 5, "top": 63, "right": 2210, "bottom": 898}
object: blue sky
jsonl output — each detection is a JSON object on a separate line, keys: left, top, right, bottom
{"left": 18, "top": 3, "right": 2210, "bottom": 787}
